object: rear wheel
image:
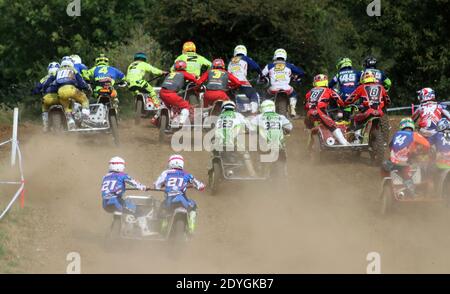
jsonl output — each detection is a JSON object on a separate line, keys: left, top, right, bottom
{"left": 370, "top": 127, "right": 385, "bottom": 166}
{"left": 380, "top": 182, "right": 393, "bottom": 215}
{"left": 49, "top": 111, "right": 65, "bottom": 133}
{"left": 208, "top": 161, "right": 222, "bottom": 195}
{"left": 276, "top": 95, "right": 288, "bottom": 117}
{"left": 381, "top": 115, "right": 391, "bottom": 143}
{"left": 109, "top": 112, "right": 120, "bottom": 146}
{"left": 159, "top": 113, "right": 168, "bottom": 143}
{"left": 311, "top": 134, "right": 322, "bottom": 164}
{"left": 135, "top": 99, "right": 143, "bottom": 125}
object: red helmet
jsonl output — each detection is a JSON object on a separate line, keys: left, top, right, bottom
{"left": 174, "top": 60, "right": 187, "bottom": 71}
{"left": 212, "top": 58, "right": 225, "bottom": 69}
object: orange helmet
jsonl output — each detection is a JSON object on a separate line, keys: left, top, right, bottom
{"left": 182, "top": 41, "right": 196, "bottom": 53}
{"left": 212, "top": 58, "right": 225, "bottom": 69}
{"left": 313, "top": 74, "right": 328, "bottom": 87}
{"left": 361, "top": 70, "right": 377, "bottom": 84}
{"left": 174, "top": 60, "right": 187, "bottom": 71}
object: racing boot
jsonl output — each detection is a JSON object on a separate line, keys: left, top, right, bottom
{"left": 179, "top": 108, "right": 190, "bottom": 126}
{"left": 250, "top": 102, "right": 259, "bottom": 114}
{"left": 332, "top": 128, "right": 351, "bottom": 146}
{"left": 289, "top": 97, "right": 297, "bottom": 117}
{"left": 66, "top": 113, "right": 76, "bottom": 130}
{"left": 137, "top": 216, "right": 157, "bottom": 236}
{"left": 188, "top": 210, "right": 197, "bottom": 234}
{"left": 42, "top": 112, "right": 49, "bottom": 132}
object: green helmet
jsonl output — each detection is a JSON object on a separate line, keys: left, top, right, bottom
{"left": 336, "top": 57, "right": 352, "bottom": 70}
{"left": 95, "top": 54, "right": 109, "bottom": 66}
{"left": 134, "top": 52, "right": 148, "bottom": 62}
{"left": 399, "top": 118, "right": 415, "bottom": 131}
{"left": 260, "top": 100, "right": 276, "bottom": 113}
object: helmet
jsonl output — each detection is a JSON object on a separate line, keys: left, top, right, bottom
{"left": 174, "top": 60, "right": 187, "bottom": 71}
{"left": 109, "top": 156, "right": 126, "bottom": 172}
{"left": 361, "top": 70, "right": 376, "bottom": 84}
{"left": 313, "top": 74, "right": 329, "bottom": 87}
{"left": 70, "top": 54, "right": 82, "bottom": 64}
{"left": 61, "top": 59, "right": 74, "bottom": 68}
{"left": 399, "top": 118, "right": 415, "bottom": 131}
{"left": 364, "top": 56, "right": 377, "bottom": 68}
{"left": 134, "top": 52, "right": 148, "bottom": 62}
{"left": 47, "top": 62, "right": 60, "bottom": 75}
{"left": 260, "top": 100, "right": 276, "bottom": 113}
{"left": 234, "top": 45, "right": 247, "bottom": 56}
{"left": 273, "top": 48, "right": 287, "bottom": 61}
{"left": 417, "top": 87, "right": 435, "bottom": 103}
{"left": 61, "top": 56, "right": 73, "bottom": 63}
{"left": 168, "top": 154, "right": 184, "bottom": 170}
{"left": 95, "top": 54, "right": 109, "bottom": 66}
{"left": 221, "top": 100, "right": 236, "bottom": 112}
{"left": 212, "top": 58, "right": 225, "bottom": 69}
{"left": 437, "top": 118, "right": 450, "bottom": 132}
{"left": 336, "top": 57, "right": 352, "bottom": 70}
{"left": 182, "top": 41, "right": 196, "bottom": 53}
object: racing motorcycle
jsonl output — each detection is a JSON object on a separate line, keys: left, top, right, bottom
{"left": 47, "top": 78, "right": 123, "bottom": 145}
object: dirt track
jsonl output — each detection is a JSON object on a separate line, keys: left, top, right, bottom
{"left": 2, "top": 118, "right": 450, "bottom": 273}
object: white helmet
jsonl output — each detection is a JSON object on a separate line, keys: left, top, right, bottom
{"left": 47, "top": 62, "right": 60, "bottom": 75}
{"left": 70, "top": 54, "right": 82, "bottom": 64}
{"left": 168, "top": 154, "right": 184, "bottom": 170}
{"left": 61, "top": 56, "right": 73, "bottom": 63}
{"left": 221, "top": 100, "right": 236, "bottom": 112}
{"left": 61, "top": 59, "right": 74, "bottom": 68}
{"left": 109, "top": 156, "right": 125, "bottom": 172}
{"left": 273, "top": 48, "right": 287, "bottom": 61}
{"left": 260, "top": 100, "right": 276, "bottom": 113}
{"left": 234, "top": 45, "right": 247, "bottom": 57}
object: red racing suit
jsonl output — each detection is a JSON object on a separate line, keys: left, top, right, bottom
{"left": 346, "top": 82, "right": 390, "bottom": 125}
{"left": 197, "top": 68, "right": 242, "bottom": 106}
{"left": 159, "top": 70, "right": 199, "bottom": 110}
{"left": 304, "top": 87, "right": 344, "bottom": 131}
{"left": 411, "top": 101, "right": 450, "bottom": 138}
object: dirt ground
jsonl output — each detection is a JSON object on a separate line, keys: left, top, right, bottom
{"left": 2, "top": 118, "right": 450, "bottom": 274}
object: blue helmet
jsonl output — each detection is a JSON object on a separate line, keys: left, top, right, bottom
{"left": 437, "top": 118, "right": 450, "bottom": 132}
{"left": 134, "top": 52, "right": 148, "bottom": 62}
{"left": 47, "top": 62, "right": 60, "bottom": 75}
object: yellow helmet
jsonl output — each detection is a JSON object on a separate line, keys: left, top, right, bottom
{"left": 313, "top": 74, "right": 329, "bottom": 87}
{"left": 182, "top": 41, "right": 196, "bottom": 53}
{"left": 361, "top": 70, "right": 376, "bottom": 84}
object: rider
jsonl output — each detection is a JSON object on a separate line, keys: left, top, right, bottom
{"left": 361, "top": 56, "right": 392, "bottom": 91}
{"left": 213, "top": 101, "right": 256, "bottom": 176}
{"left": 345, "top": 70, "right": 390, "bottom": 129}
{"left": 429, "top": 118, "right": 450, "bottom": 170}
{"left": 54, "top": 59, "right": 91, "bottom": 129}
{"left": 304, "top": 74, "right": 350, "bottom": 145}
{"left": 386, "top": 118, "right": 430, "bottom": 196}
{"left": 261, "top": 48, "right": 305, "bottom": 117}
{"left": 173, "top": 41, "right": 212, "bottom": 78}
{"left": 154, "top": 154, "right": 205, "bottom": 234}
{"left": 85, "top": 54, "right": 125, "bottom": 107}
{"left": 412, "top": 88, "right": 450, "bottom": 140}
{"left": 70, "top": 54, "right": 88, "bottom": 77}
{"left": 126, "top": 52, "right": 166, "bottom": 108}
{"left": 32, "top": 62, "right": 60, "bottom": 132}
{"left": 227, "top": 45, "right": 262, "bottom": 114}
{"left": 197, "top": 58, "right": 243, "bottom": 107}
{"left": 159, "top": 60, "right": 199, "bottom": 126}
{"left": 328, "top": 57, "right": 360, "bottom": 103}
{"left": 101, "top": 157, "right": 154, "bottom": 237}
{"left": 250, "top": 100, "right": 293, "bottom": 170}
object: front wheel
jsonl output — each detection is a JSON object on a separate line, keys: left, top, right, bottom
{"left": 109, "top": 113, "right": 120, "bottom": 146}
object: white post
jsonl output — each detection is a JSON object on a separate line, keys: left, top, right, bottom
{"left": 11, "top": 107, "right": 18, "bottom": 167}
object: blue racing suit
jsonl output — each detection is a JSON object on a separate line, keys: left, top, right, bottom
{"left": 101, "top": 172, "right": 146, "bottom": 214}
{"left": 328, "top": 67, "right": 361, "bottom": 102}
